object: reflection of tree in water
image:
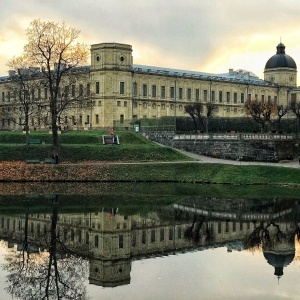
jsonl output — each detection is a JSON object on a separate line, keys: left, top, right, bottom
{"left": 244, "top": 221, "right": 296, "bottom": 249}
{"left": 3, "top": 202, "right": 89, "bottom": 299}
{"left": 184, "top": 215, "right": 214, "bottom": 244}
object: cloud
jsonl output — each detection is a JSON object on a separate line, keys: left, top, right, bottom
{"left": 1, "top": 0, "right": 300, "bottom": 82}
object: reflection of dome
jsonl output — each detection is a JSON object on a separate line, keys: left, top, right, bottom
{"left": 263, "top": 251, "right": 295, "bottom": 277}
{"left": 265, "top": 43, "right": 297, "bottom": 70}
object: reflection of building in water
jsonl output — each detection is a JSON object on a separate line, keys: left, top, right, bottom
{"left": 262, "top": 223, "right": 295, "bottom": 279}
{"left": 0, "top": 198, "right": 298, "bottom": 287}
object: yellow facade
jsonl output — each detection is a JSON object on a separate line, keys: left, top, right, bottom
{"left": 0, "top": 42, "right": 299, "bottom": 130}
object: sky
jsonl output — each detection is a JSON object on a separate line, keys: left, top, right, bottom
{"left": 1, "top": 0, "right": 300, "bottom": 82}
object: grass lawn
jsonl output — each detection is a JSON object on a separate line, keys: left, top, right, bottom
{"left": 0, "top": 130, "right": 300, "bottom": 186}
{"left": 0, "top": 130, "right": 191, "bottom": 162}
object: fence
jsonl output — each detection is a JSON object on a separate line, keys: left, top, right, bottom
{"left": 173, "top": 133, "right": 294, "bottom": 141}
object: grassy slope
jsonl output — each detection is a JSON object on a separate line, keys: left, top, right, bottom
{"left": 0, "top": 131, "right": 190, "bottom": 162}
{"left": 0, "top": 131, "right": 300, "bottom": 186}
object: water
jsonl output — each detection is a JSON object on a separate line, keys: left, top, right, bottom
{"left": 0, "top": 183, "right": 299, "bottom": 300}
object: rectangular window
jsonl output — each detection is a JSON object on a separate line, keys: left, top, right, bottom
{"left": 169, "top": 228, "right": 173, "bottom": 240}
{"left": 203, "top": 89, "right": 207, "bottom": 101}
{"left": 187, "top": 88, "right": 191, "bottom": 100}
{"left": 211, "top": 90, "right": 215, "bottom": 102}
{"left": 170, "top": 87, "right": 175, "bottom": 98}
{"left": 240, "top": 222, "right": 244, "bottom": 231}
{"left": 95, "top": 82, "right": 100, "bottom": 94}
{"left": 95, "top": 235, "right": 99, "bottom": 247}
{"left": 117, "top": 101, "right": 121, "bottom": 106}
{"left": 86, "top": 83, "right": 90, "bottom": 96}
{"left": 96, "top": 114, "right": 99, "bottom": 124}
{"left": 142, "top": 230, "right": 146, "bottom": 244}
{"left": 227, "top": 92, "right": 230, "bottom": 103}
{"left": 143, "top": 84, "right": 147, "bottom": 97}
{"left": 71, "top": 85, "right": 75, "bottom": 97}
{"left": 234, "top": 92, "right": 237, "bottom": 103}
{"left": 291, "top": 93, "right": 297, "bottom": 101}
{"left": 274, "top": 96, "right": 278, "bottom": 104}
{"left": 160, "top": 228, "right": 165, "bottom": 241}
{"left": 179, "top": 87, "right": 183, "bottom": 99}
{"left": 241, "top": 93, "right": 244, "bottom": 103}
{"left": 124, "top": 101, "right": 127, "bottom": 107}
{"left": 7, "top": 92, "right": 10, "bottom": 102}
{"left": 64, "top": 86, "right": 69, "bottom": 98}
{"left": 177, "top": 227, "right": 182, "bottom": 238}
{"left": 161, "top": 104, "right": 165, "bottom": 109}
{"left": 79, "top": 84, "right": 83, "bottom": 96}
{"left": 2, "top": 92, "right": 4, "bottom": 102}
{"left": 120, "top": 82, "right": 125, "bottom": 94}
{"left": 195, "top": 89, "right": 200, "bottom": 101}
{"left": 119, "top": 235, "right": 124, "bottom": 248}
{"left": 152, "top": 85, "right": 156, "bottom": 97}
{"left": 133, "top": 82, "right": 137, "bottom": 97}
{"left": 151, "top": 229, "right": 155, "bottom": 243}
{"left": 219, "top": 91, "right": 223, "bottom": 103}
{"left": 218, "top": 222, "right": 222, "bottom": 233}
{"left": 161, "top": 86, "right": 166, "bottom": 98}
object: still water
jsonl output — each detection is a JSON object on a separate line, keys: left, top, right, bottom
{"left": 0, "top": 183, "right": 300, "bottom": 300}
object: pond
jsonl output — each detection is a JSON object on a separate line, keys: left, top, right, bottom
{"left": 0, "top": 183, "right": 299, "bottom": 300}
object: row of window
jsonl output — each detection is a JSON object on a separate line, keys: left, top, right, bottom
{"left": 122, "top": 82, "right": 279, "bottom": 103}
{"left": 1, "top": 80, "right": 284, "bottom": 103}
{"left": 1, "top": 83, "right": 91, "bottom": 102}
{"left": 1, "top": 113, "right": 101, "bottom": 127}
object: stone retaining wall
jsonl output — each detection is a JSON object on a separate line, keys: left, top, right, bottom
{"left": 146, "top": 132, "right": 295, "bottom": 162}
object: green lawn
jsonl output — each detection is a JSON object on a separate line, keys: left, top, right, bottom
{"left": 0, "top": 130, "right": 190, "bottom": 162}
{"left": 1, "top": 130, "right": 300, "bottom": 187}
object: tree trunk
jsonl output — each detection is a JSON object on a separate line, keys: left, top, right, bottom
{"left": 25, "top": 114, "right": 30, "bottom": 144}
{"left": 51, "top": 108, "right": 58, "bottom": 146}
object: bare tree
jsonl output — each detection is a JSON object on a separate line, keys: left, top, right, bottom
{"left": 204, "top": 102, "right": 216, "bottom": 133}
{"left": 289, "top": 99, "right": 300, "bottom": 139}
{"left": 244, "top": 98, "right": 275, "bottom": 133}
{"left": 20, "top": 19, "right": 89, "bottom": 146}
{"left": 184, "top": 102, "right": 209, "bottom": 132}
{"left": 5, "top": 56, "right": 45, "bottom": 143}
{"left": 270, "top": 104, "right": 288, "bottom": 132}
{"left": 3, "top": 204, "right": 89, "bottom": 299}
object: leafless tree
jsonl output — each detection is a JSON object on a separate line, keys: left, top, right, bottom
{"left": 289, "top": 99, "right": 300, "bottom": 139}
{"left": 17, "top": 19, "right": 90, "bottom": 146}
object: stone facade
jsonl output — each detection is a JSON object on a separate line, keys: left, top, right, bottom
{"left": 0, "top": 42, "right": 299, "bottom": 130}
{"left": 146, "top": 132, "right": 295, "bottom": 162}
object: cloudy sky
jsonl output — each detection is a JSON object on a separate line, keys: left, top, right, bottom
{"left": 1, "top": 0, "right": 300, "bottom": 81}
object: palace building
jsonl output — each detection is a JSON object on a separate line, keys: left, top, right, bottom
{"left": 0, "top": 42, "right": 299, "bottom": 130}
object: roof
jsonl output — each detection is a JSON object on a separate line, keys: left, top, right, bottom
{"left": 133, "top": 64, "right": 274, "bottom": 86}
{"left": 265, "top": 43, "right": 297, "bottom": 70}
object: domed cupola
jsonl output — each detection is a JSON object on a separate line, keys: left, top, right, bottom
{"left": 265, "top": 43, "right": 297, "bottom": 70}
{"left": 264, "top": 43, "right": 297, "bottom": 87}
